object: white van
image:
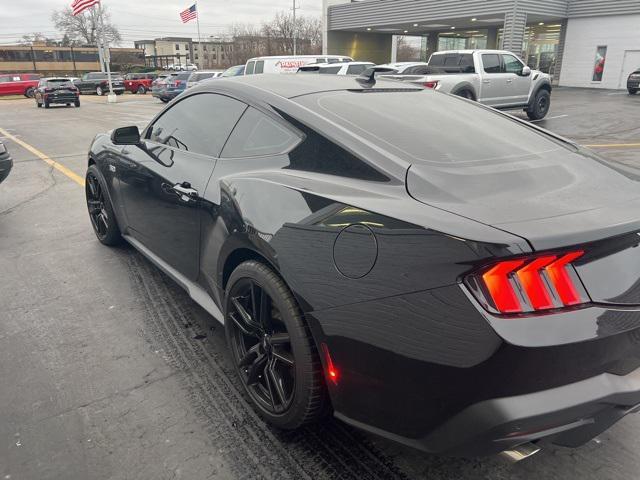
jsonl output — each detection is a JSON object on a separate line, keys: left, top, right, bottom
{"left": 244, "top": 55, "right": 354, "bottom": 75}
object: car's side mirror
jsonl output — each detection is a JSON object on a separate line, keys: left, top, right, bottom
{"left": 111, "top": 126, "right": 141, "bottom": 145}
{"left": 521, "top": 66, "right": 532, "bottom": 77}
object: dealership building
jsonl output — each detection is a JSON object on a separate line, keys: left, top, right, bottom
{"left": 323, "top": 0, "right": 640, "bottom": 89}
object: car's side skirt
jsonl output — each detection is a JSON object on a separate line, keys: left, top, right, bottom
{"left": 123, "top": 234, "right": 225, "bottom": 324}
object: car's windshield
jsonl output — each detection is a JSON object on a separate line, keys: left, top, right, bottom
{"left": 221, "top": 65, "right": 244, "bottom": 77}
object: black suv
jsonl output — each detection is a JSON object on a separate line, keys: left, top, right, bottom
{"left": 75, "top": 72, "right": 125, "bottom": 96}
{"left": 628, "top": 68, "right": 640, "bottom": 94}
{"left": 34, "top": 78, "right": 80, "bottom": 108}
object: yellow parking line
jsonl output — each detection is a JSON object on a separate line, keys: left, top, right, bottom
{"left": 0, "top": 126, "right": 85, "bottom": 186}
{"left": 584, "top": 143, "right": 640, "bottom": 148}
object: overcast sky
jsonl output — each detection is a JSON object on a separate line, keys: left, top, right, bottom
{"left": 0, "top": 0, "right": 322, "bottom": 45}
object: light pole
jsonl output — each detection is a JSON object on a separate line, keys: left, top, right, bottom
{"left": 292, "top": 0, "right": 298, "bottom": 55}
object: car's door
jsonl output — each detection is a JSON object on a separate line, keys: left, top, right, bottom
{"left": 115, "top": 92, "right": 247, "bottom": 280}
{"left": 478, "top": 53, "right": 506, "bottom": 106}
{"left": 502, "top": 53, "right": 531, "bottom": 105}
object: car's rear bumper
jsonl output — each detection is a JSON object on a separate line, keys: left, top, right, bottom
{"left": 337, "top": 366, "right": 640, "bottom": 457}
{"left": 44, "top": 94, "right": 78, "bottom": 104}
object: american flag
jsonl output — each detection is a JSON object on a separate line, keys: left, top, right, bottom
{"left": 71, "top": 0, "right": 100, "bottom": 16}
{"left": 180, "top": 4, "right": 198, "bottom": 23}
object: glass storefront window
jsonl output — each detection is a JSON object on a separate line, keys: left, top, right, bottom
{"left": 438, "top": 29, "right": 488, "bottom": 51}
{"left": 592, "top": 46, "right": 607, "bottom": 82}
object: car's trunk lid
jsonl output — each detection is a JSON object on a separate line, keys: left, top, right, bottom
{"left": 406, "top": 147, "right": 640, "bottom": 251}
{"left": 407, "top": 148, "right": 640, "bottom": 306}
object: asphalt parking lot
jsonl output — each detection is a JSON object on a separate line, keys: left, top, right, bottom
{"left": 1, "top": 88, "right": 640, "bottom": 480}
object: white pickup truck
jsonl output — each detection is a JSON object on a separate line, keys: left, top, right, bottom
{"left": 383, "top": 49, "right": 553, "bottom": 120}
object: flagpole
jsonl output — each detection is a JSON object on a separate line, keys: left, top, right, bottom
{"left": 195, "top": 0, "right": 202, "bottom": 69}
{"left": 96, "top": 2, "right": 115, "bottom": 102}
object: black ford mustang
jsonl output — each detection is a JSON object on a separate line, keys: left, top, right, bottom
{"left": 85, "top": 74, "right": 640, "bottom": 457}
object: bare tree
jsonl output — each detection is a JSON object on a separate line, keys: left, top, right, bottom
{"left": 396, "top": 36, "right": 420, "bottom": 62}
{"left": 51, "top": 4, "right": 121, "bottom": 46}
{"left": 20, "top": 33, "right": 58, "bottom": 46}
{"left": 227, "top": 11, "right": 322, "bottom": 63}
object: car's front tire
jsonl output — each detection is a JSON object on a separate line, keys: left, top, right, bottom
{"left": 44, "top": 99, "right": 50, "bottom": 109}
{"left": 629, "top": 88, "right": 638, "bottom": 95}
{"left": 527, "top": 89, "right": 551, "bottom": 120}
{"left": 137, "top": 85, "right": 146, "bottom": 94}
{"left": 225, "top": 260, "right": 329, "bottom": 430}
{"left": 24, "top": 87, "right": 34, "bottom": 98}
{"left": 85, "top": 165, "right": 122, "bottom": 246}
{"left": 96, "top": 86, "right": 104, "bottom": 96}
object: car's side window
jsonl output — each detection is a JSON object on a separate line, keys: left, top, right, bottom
{"left": 319, "top": 66, "right": 342, "bottom": 74}
{"left": 347, "top": 64, "right": 368, "bottom": 75}
{"left": 221, "top": 107, "right": 300, "bottom": 158}
{"left": 482, "top": 54, "right": 502, "bottom": 74}
{"left": 502, "top": 54, "right": 524, "bottom": 74}
{"left": 147, "top": 93, "right": 247, "bottom": 157}
{"left": 254, "top": 61, "right": 265, "bottom": 74}
{"left": 246, "top": 61, "right": 255, "bottom": 75}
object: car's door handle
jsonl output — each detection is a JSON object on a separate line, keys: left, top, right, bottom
{"left": 165, "top": 182, "right": 198, "bottom": 202}
{"left": 483, "top": 79, "right": 491, "bottom": 84}
{"left": 506, "top": 78, "right": 513, "bottom": 83}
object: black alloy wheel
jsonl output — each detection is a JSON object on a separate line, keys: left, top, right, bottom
{"left": 526, "top": 89, "right": 551, "bottom": 120}
{"left": 137, "top": 85, "right": 146, "bottom": 94}
{"left": 225, "top": 261, "right": 329, "bottom": 429}
{"left": 85, "top": 166, "right": 122, "bottom": 246}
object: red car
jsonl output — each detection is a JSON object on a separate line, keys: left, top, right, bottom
{"left": 123, "top": 73, "right": 157, "bottom": 94}
{"left": 0, "top": 73, "right": 41, "bottom": 97}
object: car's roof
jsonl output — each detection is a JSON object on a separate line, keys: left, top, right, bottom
{"left": 208, "top": 73, "right": 421, "bottom": 99}
{"left": 42, "top": 77, "right": 73, "bottom": 81}
{"left": 377, "top": 62, "right": 426, "bottom": 68}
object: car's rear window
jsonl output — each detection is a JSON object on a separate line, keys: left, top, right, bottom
{"left": 46, "top": 79, "right": 73, "bottom": 86}
{"left": 294, "top": 90, "right": 568, "bottom": 166}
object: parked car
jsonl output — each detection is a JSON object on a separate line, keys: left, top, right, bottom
{"left": 244, "top": 55, "right": 353, "bottom": 75}
{"left": 75, "top": 72, "right": 125, "bottom": 96}
{"left": 627, "top": 68, "right": 640, "bottom": 94}
{"left": 0, "top": 141, "right": 12, "bottom": 184}
{"left": 372, "top": 62, "right": 429, "bottom": 75}
{"left": 85, "top": 74, "right": 640, "bottom": 459}
{"left": 0, "top": 73, "right": 41, "bottom": 97}
{"left": 34, "top": 77, "right": 80, "bottom": 108}
{"left": 152, "top": 71, "right": 190, "bottom": 103}
{"left": 167, "top": 63, "right": 198, "bottom": 71}
{"left": 220, "top": 65, "right": 245, "bottom": 77}
{"left": 298, "top": 62, "right": 376, "bottom": 76}
{"left": 381, "top": 49, "right": 552, "bottom": 120}
{"left": 124, "top": 73, "right": 157, "bottom": 94}
{"left": 187, "top": 70, "right": 223, "bottom": 88}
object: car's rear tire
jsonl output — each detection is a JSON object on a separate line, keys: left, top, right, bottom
{"left": 137, "top": 85, "right": 146, "bottom": 94}
{"left": 526, "top": 89, "right": 551, "bottom": 121}
{"left": 454, "top": 89, "right": 475, "bottom": 100}
{"left": 96, "top": 86, "right": 104, "bottom": 96}
{"left": 629, "top": 88, "right": 638, "bottom": 95}
{"left": 74, "top": 99, "right": 81, "bottom": 107}
{"left": 36, "top": 100, "right": 41, "bottom": 108}
{"left": 225, "top": 260, "right": 329, "bottom": 430}
{"left": 85, "top": 165, "right": 122, "bottom": 246}
{"left": 24, "top": 87, "right": 34, "bottom": 98}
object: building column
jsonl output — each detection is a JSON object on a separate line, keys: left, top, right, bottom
{"left": 552, "top": 19, "right": 568, "bottom": 85}
{"left": 421, "top": 32, "right": 439, "bottom": 61}
{"left": 501, "top": 9, "right": 528, "bottom": 57}
{"left": 486, "top": 27, "right": 499, "bottom": 50}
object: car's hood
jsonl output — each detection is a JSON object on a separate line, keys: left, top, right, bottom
{"left": 407, "top": 147, "right": 640, "bottom": 250}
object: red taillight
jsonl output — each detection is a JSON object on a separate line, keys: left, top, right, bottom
{"left": 320, "top": 342, "right": 338, "bottom": 385}
{"left": 175, "top": 80, "right": 183, "bottom": 86}
{"left": 424, "top": 80, "right": 439, "bottom": 89}
{"left": 469, "top": 251, "right": 587, "bottom": 314}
